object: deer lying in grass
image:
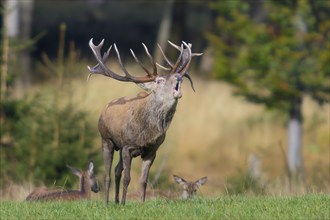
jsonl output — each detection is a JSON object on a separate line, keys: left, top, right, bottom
{"left": 173, "top": 175, "right": 207, "bottom": 199}
{"left": 26, "top": 161, "right": 100, "bottom": 201}
{"left": 88, "top": 38, "right": 202, "bottom": 205}
{"left": 127, "top": 175, "right": 208, "bottom": 200}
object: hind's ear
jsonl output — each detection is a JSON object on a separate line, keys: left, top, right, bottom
{"left": 88, "top": 161, "right": 94, "bottom": 174}
{"left": 66, "top": 165, "right": 82, "bottom": 177}
{"left": 195, "top": 176, "right": 207, "bottom": 186}
{"left": 173, "top": 175, "right": 186, "bottom": 185}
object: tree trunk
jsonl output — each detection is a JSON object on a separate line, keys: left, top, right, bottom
{"left": 2, "top": 0, "right": 20, "bottom": 100}
{"left": 153, "top": 0, "right": 174, "bottom": 64}
{"left": 5, "top": 0, "right": 20, "bottom": 38}
{"left": 287, "top": 96, "right": 304, "bottom": 184}
{"left": 286, "top": 1, "right": 307, "bottom": 187}
{"left": 172, "top": 0, "right": 187, "bottom": 43}
{"left": 15, "top": 0, "right": 34, "bottom": 94}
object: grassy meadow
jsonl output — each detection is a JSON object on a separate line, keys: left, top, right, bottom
{"left": 1, "top": 195, "right": 329, "bottom": 219}
{"left": 2, "top": 61, "right": 329, "bottom": 203}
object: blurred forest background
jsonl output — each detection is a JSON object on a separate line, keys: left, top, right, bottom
{"left": 0, "top": 0, "right": 329, "bottom": 200}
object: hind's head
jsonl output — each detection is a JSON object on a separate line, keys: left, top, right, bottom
{"left": 67, "top": 161, "right": 100, "bottom": 193}
{"left": 173, "top": 175, "right": 207, "bottom": 199}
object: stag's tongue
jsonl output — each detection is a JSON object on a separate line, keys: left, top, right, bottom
{"left": 173, "top": 80, "right": 182, "bottom": 99}
{"left": 175, "top": 79, "right": 180, "bottom": 91}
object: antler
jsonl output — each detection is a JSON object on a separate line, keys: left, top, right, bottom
{"left": 88, "top": 38, "right": 203, "bottom": 91}
{"left": 157, "top": 41, "right": 203, "bottom": 92}
{"left": 87, "top": 38, "right": 157, "bottom": 83}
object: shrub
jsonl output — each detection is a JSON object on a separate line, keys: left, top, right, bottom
{"left": 0, "top": 95, "right": 100, "bottom": 188}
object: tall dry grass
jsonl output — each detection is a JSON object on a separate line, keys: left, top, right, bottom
{"left": 6, "top": 62, "right": 329, "bottom": 200}
{"left": 73, "top": 63, "right": 329, "bottom": 193}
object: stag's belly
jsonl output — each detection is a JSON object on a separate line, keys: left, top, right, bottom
{"left": 98, "top": 99, "right": 167, "bottom": 150}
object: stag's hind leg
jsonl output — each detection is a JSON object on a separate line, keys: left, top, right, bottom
{"left": 121, "top": 147, "right": 132, "bottom": 205}
{"left": 102, "top": 138, "right": 115, "bottom": 207}
{"left": 114, "top": 149, "right": 123, "bottom": 204}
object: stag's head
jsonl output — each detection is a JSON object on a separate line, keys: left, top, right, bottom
{"left": 142, "top": 73, "right": 183, "bottom": 103}
{"left": 87, "top": 39, "right": 202, "bottom": 101}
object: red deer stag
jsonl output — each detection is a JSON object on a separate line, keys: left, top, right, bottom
{"left": 173, "top": 175, "right": 207, "bottom": 199}
{"left": 88, "top": 38, "right": 202, "bottom": 205}
{"left": 26, "top": 161, "right": 100, "bottom": 201}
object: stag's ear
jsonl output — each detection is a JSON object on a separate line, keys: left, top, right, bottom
{"left": 66, "top": 165, "right": 82, "bottom": 177}
{"left": 195, "top": 176, "right": 207, "bottom": 187}
{"left": 173, "top": 175, "right": 187, "bottom": 185}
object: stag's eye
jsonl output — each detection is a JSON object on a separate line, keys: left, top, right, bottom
{"left": 157, "top": 78, "right": 165, "bottom": 84}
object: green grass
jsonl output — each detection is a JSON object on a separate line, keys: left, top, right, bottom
{"left": 1, "top": 195, "right": 329, "bottom": 219}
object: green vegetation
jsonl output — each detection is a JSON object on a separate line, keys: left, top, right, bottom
{"left": 1, "top": 195, "right": 329, "bottom": 219}
{"left": 0, "top": 25, "right": 100, "bottom": 189}
{"left": 0, "top": 95, "right": 98, "bottom": 187}
{"left": 208, "top": 0, "right": 329, "bottom": 183}
{"left": 209, "top": 0, "right": 329, "bottom": 109}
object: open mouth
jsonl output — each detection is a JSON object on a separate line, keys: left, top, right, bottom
{"left": 173, "top": 79, "right": 182, "bottom": 98}
{"left": 175, "top": 79, "right": 181, "bottom": 91}
{"left": 175, "top": 76, "right": 183, "bottom": 91}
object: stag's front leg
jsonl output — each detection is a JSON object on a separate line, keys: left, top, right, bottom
{"left": 121, "top": 147, "right": 132, "bottom": 205}
{"left": 102, "top": 138, "right": 114, "bottom": 207}
{"left": 114, "top": 149, "right": 123, "bottom": 204}
{"left": 140, "top": 153, "right": 156, "bottom": 202}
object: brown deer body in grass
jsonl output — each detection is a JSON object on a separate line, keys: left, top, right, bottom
{"left": 88, "top": 38, "right": 202, "bottom": 205}
{"left": 173, "top": 175, "right": 207, "bottom": 199}
{"left": 127, "top": 175, "right": 208, "bottom": 200}
{"left": 26, "top": 161, "right": 100, "bottom": 201}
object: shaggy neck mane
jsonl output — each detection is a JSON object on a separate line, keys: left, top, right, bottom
{"left": 145, "top": 95, "right": 178, "bottom": 133}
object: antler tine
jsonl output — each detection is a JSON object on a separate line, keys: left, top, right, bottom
{"left": 157, "top": 43, "right": 173, "bottom": 68}
{"left": 168, "top": 40, "right": 182, "bottom": 51}
{"left": 177, "top": 41, "right": 192, "bottom": 74}
{"left": 178, "top": 41, "right": 194, "bottom": 92}
{"left": 192, "top": 52, "right": 203, "bottom": 57}
{"left": 88, "top": 38, "right": 123, "bottom": 80}
{"left": 168, "top": 41, "right": 201, "bottom": 60}
{"left": 88, "top": 38, "right": 123, "bottom": 81}
{"left": 156, "top": 63, "right": 171, "bottom": 71}
{"left": 87, "top": 44, "right": 112, "bottom": 81}
{"left": 171, "top": 43, "right": 184, "bottom": 74}
{"left": 142, "top": 43, "right": 158, "bottom": 76}
{"left": 89, "top": 38, "right": 104, "bottom": 53}
{"left": 113, "top": 43, "right": 133, "bottom": 78}
{"left": 130, "top": 49, "right": 152, "bottom": 77}
{"left": 88, "top": 38, "right": 105, "bottom": 69}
